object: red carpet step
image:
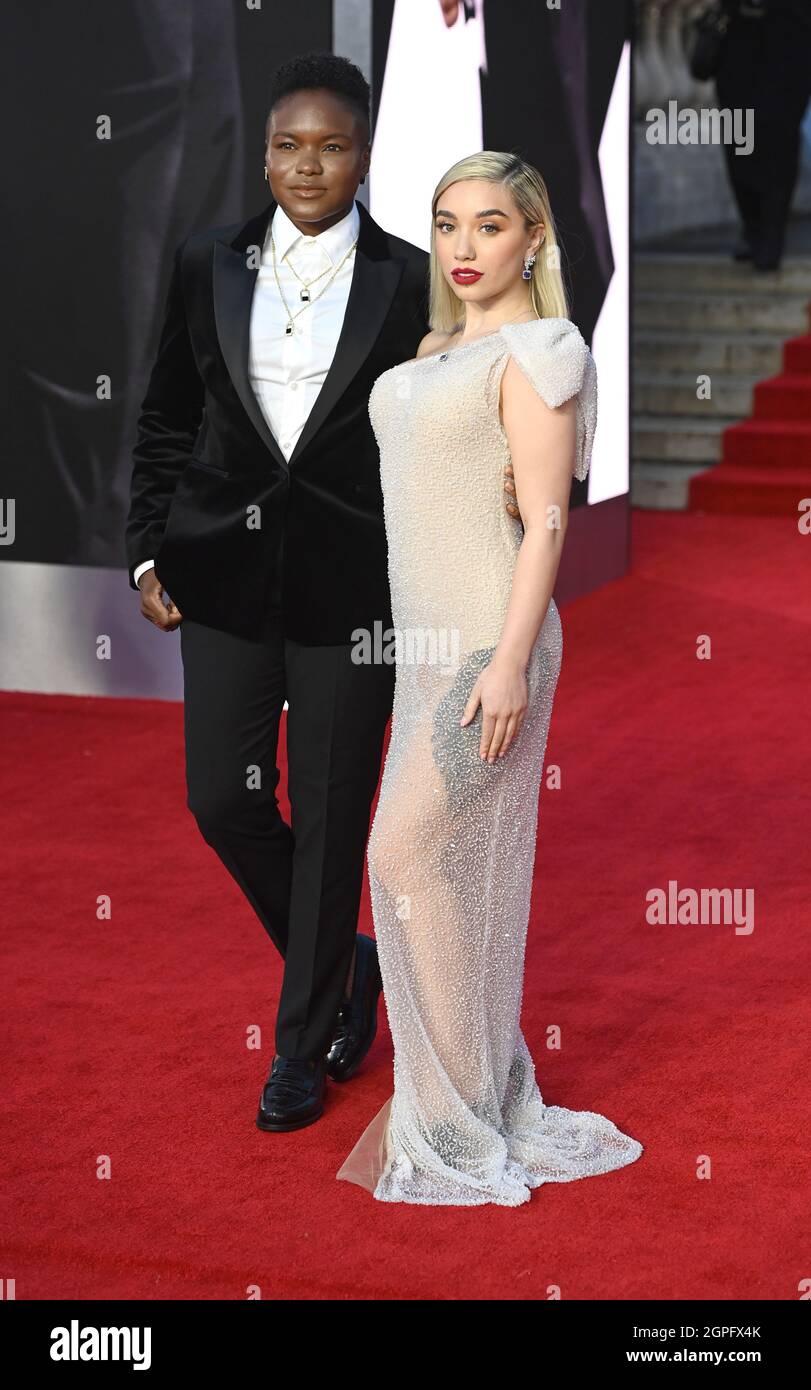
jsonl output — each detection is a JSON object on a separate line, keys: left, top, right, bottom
{"left": 690, "top": 327, "right": 811, "bottom": 515}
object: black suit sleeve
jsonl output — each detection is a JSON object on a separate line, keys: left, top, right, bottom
{"left": 125, "top": 237, "right": 205, "bottom": 588}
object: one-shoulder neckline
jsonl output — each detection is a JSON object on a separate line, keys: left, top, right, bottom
{"left": 402, "top": 316, "right": 548, "bottom": 368}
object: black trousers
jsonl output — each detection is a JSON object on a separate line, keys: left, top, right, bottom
{"left": 716, "top": 4, "right": 811, "bottom": 258}
{"left": 179, "top": 608, "right": 395, "bottom": 1061}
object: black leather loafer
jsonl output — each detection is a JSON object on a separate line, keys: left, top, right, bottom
{"left": 326, "top": 933, "right": 383, "bottom": 1082}
{"left": 256, "top": 1054, "right": 327, "bottom": 1132}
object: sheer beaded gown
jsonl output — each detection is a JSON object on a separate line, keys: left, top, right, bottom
{"left": 336, "top": 316, "right": 643, "bottom": 1206}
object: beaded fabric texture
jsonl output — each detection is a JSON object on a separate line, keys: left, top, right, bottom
{"left": 335, "top": 316, "right": 642, "bottom": 1206}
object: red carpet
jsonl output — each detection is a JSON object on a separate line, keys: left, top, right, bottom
{"left": 689, "top": 322, "right": 811, "bottom": 517}
{"left": 2, "top": 509, "right": 809, "bottom": 1300}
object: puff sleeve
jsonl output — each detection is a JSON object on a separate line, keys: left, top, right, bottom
{"left": 500, "top": 317, "right": 597, "bottom": 482}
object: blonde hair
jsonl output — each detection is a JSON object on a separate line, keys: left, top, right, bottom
{"left": 428, "top": 151, "right": 570, "bottom": 333}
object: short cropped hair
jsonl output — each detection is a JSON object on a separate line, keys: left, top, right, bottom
{"left": 267, "top": 51, "right": 371, "bottom": 141}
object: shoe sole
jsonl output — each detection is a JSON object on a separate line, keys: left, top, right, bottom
{"left": 255, "top": 1104, "right": 324, "bottom": 1133}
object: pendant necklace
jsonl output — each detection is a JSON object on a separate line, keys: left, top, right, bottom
{"left": 271, "top": 233, "right": 358, "bottom": 337}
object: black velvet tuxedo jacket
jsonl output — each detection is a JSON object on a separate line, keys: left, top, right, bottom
{"left": 125, "top": 198, "right": 430, "bottom": 643}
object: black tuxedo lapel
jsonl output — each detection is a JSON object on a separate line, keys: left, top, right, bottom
{"left": 288, "top": 201, "right": 406, "bottom": 465}
{"left": 212, "top": 198, "right": 407, "bottom": 473}
{"left": 213, "top": 202, "right": 286, "bottom": 471}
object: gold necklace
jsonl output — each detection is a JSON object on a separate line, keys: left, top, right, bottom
{"left": 284, "top": 256, "right": 332, "bottom": 302}
{"left": 271, "top": 233, "right": 358, "bottom": 337}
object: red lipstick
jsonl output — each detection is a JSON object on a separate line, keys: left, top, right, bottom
{"left": 451, "top": 268, "right": 483, "bottom": 284}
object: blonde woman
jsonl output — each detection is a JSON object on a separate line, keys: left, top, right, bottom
{"left": 336, "top": 152, "right": 643, "bottom": 1206}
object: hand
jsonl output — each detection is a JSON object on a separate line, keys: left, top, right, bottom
{"left": 138, "top": 567, "right": 183, "bottom": 630}
{"left": 459, "top": 656, "right": 528, "bottom": 762}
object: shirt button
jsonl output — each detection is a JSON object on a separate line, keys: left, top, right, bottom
{"left": 290, "top": 382, "right": 299, "bottom": 390}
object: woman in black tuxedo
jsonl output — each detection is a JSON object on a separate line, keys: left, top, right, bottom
{"left": 125, "top": 54, "right": 430, "bottom": 1132}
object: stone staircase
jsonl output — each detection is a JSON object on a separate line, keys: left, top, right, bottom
{"left": 632, "top": 254, "right": 811, "bottom": 509}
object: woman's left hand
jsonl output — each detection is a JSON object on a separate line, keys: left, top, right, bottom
{"left": 460, "top": 657, "right": 528, "bottom": 762}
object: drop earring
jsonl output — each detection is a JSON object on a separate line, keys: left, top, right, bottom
{"left": 263, "top": 167, "right": 268, "bottom": 182}
{"left": 522, "top": 253, "right": 536, "bottom": 281}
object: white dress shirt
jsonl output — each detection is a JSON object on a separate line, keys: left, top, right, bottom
{"left": 133, "top": 198, "right": 360, "bottom": 588}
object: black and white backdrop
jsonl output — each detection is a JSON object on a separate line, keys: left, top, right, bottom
{"left": 2, "top": 0, "right": 631, "bottom": 697}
